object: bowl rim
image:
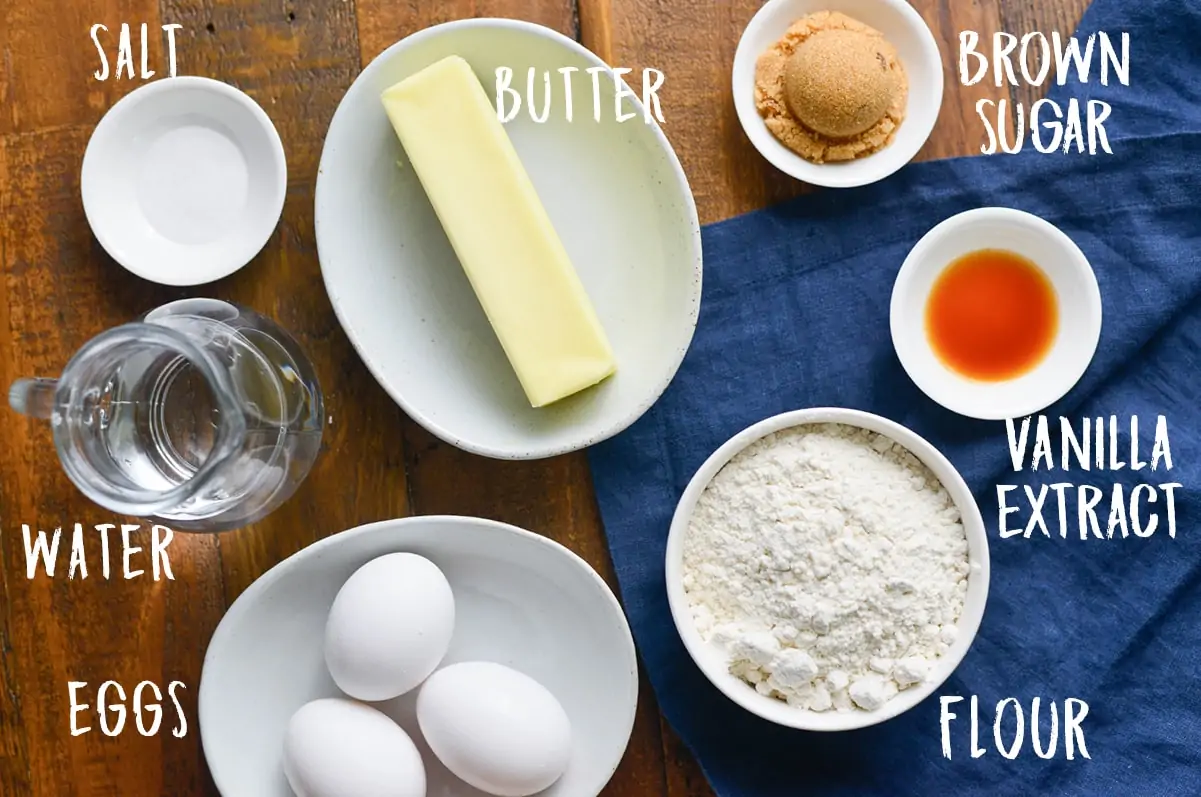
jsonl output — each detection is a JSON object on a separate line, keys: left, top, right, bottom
{"left": 80, "top": 75, "right": 287, "bottom": 286}
{"left": 199, "top": 514, "right": 640, "bottom": 796}
{"left": 314, "top": 17, "right": 703, "bottom": 460}
{"left": 889, "top": 206, "right": 1103, "bottom": 420}
{"left": 664, "top": 407, "right": 990, "bottom": 731}
{"left": 730, "top": 0, "right": 945, "bottom": 188}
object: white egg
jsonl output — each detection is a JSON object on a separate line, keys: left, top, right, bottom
{"left": 325, "top": 553, "right": 455, "bottom": 701}
{"left": 417, "top": 662, "right": 572, "bottom": 797}
{"left": 283, "top": 698, "right": 425, "bottom": 797}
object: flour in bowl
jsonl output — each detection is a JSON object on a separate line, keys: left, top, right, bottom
{"left": 681, "top": 423, "right": 970, "bottom": 712}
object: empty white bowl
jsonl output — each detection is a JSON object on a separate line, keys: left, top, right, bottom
{"left": 81, "top": 76, "right": 286, "bottom": 286}
{"left": 732, "top": 0, "right": 943, "bottom": 188}
{"left": 664, "top": 408, "right": 989, "bottom": 731}
{"left": 199, "top": 515, "right": 638, "bottom": 797}
{"left": 315, "top": 19, "right": 702, "bottom": 459}
{"left": 891, "top": 207, "right": 1102, "bottom": 420}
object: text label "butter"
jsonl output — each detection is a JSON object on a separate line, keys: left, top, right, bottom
{"left": 495, "top": 67, "right": 667, "bottom": 124}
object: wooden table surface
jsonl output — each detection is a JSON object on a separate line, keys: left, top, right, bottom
{"left": 0, "top": 0, "right": 1088, "bottom": 794}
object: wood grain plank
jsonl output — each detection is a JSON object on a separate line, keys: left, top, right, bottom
{"left": 580, "top": 0, "right": 793, "bottom": 223}
{"left": 352, "top": 3, "right": 671, "bottom": 796}
{"left": 399, "top": 425, "right": 672, "bottom": 795}
{"left": 160, "top": 532, "right": 226, "bottom": 795}
{"left": 0, "top": 1, "right": 389, "bottom": 794}
{"left": 660, "top": 718, "right": 714, "bottom": 797}
{"left": 0, "top": 131, "right": 33, "bottom": 797}
{"left": 0, "top": 0, "right": 1091, "bottom": 794}
{"left": 615, "top": 662, "right": 669, "bottom": 796}
{"left": 578, "top": 0, "right": 1013, "bottom": 225}
{"left": 155, "top": 0, "right": 410, "bottom": 601}
{"left": 355, "top": 0, "right": 576, "bottom": 65}
{"left": 573, "top": 2, "right": 1009, "bottom": 796}
{"left": 911, "top": 0, "right": 1013, "bottom": 160}
{"left": 0, "top": 0, "right": 166, "bottom": 135}
{"left": 999, "top": 0, "right": 1091, "bottom": 109}
{"left": 0, "top": 124, "right": 215, "bottom": 797}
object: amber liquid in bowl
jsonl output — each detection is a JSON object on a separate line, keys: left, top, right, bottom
{"left": 925, "top": 248, "right": 1058, "bottom": 381}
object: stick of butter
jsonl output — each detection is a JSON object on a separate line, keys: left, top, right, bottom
{"left": 380, "top": 56, "right": 616, "bottom": 408}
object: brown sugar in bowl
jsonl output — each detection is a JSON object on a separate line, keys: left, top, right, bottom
{"left": 732, "top": 0, "right": 944, "bottom": 188}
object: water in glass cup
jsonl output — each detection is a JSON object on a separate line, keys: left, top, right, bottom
{"left": 9, "top": 299, "right": 324, "bottom": 531}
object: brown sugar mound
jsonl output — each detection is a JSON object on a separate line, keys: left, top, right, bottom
{"left": 785, "top": 29, "right": 898, "bottom": 139}
{"left": 755, "top": 11, "right": 908, "bottom": 164}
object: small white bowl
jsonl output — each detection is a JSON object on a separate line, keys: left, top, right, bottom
{"left": 891, "top": 207, "right": 1102, "bottom": 420}
{"left": 81, "top": 76, "right": 286, "bottom": 286}
{"left": 732, "top": 0, "right": 943, "bottom": 188}
{"left": 199, "top": 515, "right": 638, "bottom": 797}
{"left": 665, "top": 408, "right": 989, "bottom": 732}
{"left": 316, "top": 19, "right": 702, "bottom": 460}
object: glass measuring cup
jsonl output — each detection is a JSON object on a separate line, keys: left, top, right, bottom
{"left": 8, "top": 299, "right": 324, "bottom": 531}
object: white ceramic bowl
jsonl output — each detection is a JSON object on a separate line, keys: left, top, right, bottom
{"left": 315, "top": 19, "right": 702, "bottom": 460}
{"left": 199, "top": 515, "right": 638, "bottom": 796}
{"left": 891, "top": 207, "right": 1102, "bottom": 420}
{"left": 732, "top": 0, "right": 943, "bottom": 188}
{"left": 81, "top": 76, "right": 286, "bottom": 286}
{"left": 665, "top": 408, "right": 989, "bottom": 731}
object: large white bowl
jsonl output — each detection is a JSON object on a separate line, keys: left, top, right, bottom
{"left": 665, "top": 408, "right": 989, "bottom": 731}
{"left": 732, "top": 0, "right": 943, "bottom": 188}
{"left": 199, "top": 516, "right": 639, "bottom": 796}
{"left": 315, "top": 19, "right": 702, "bottom": 459}
{"left": 890, "top": 207, "right": 1103, "bottom": 420}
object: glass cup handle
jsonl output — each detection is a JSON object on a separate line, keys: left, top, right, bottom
{"left": 8, "top": 378, "right": 59, "bottom": 420}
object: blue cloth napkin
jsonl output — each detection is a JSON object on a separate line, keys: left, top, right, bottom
{"left": 588, "top": 1, "right": 1201, "bottom": 794}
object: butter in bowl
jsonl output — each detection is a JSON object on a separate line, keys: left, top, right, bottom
{"left": 379, "top": 56, "right": 617, "bottom": 410}
{"left": 314, "top": 19, "right": 703, "bottom": 459}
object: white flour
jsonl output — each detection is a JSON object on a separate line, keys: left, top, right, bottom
{"left": 682, "top": 423, "right": 970, "bottom": 712}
